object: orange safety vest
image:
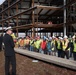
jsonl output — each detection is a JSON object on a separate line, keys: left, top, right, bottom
{"left": 20, "top": 39, "right": 24, "bottom": 46}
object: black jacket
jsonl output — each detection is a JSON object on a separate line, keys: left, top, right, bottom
{"left": 0, "top": 34, "right": 3, "bottom": 49}
{"left": 3, "top": 34, "right": 15, "bottom": 56}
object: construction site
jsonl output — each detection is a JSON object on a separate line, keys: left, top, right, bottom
{"left": 0, "top": 0, "right": 76, "bottom": 75}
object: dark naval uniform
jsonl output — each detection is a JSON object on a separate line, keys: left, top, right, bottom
{"left": 3, "top": 34, "right": 16, "bottom": 75}
{"left": 0, "top": 34, "right": 3, "bottom": 51}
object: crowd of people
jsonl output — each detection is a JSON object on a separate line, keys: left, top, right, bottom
{"left": 0, "top": 32, "right": 76, "bottom": 61}
{"left": 13, "top": 34, "right": 76, "bottom": 61}
{"left": 0, "top": 26, "right": 75, "bottom": 75}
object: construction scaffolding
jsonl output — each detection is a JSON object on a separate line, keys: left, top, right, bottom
{"left": 0, "top": 0, "right": 76, "bottom": 37}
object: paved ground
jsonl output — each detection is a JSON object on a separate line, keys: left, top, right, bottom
{"left": 0, "top": 51, "right": 76, "bottom": 75}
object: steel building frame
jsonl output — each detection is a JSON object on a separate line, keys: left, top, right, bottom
{"left": 0, "top": 0, "right": 76, "bottom": 37}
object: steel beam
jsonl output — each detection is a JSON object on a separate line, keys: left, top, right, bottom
{"left": 0, "top": 0, "right": 21, "bottom": 14}
{"left": 0, "top": 6, "right": 37, "bottom": 23}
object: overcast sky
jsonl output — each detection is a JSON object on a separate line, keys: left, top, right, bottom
{"left": 0, "top": 0, "right": 5, "bottom": 5}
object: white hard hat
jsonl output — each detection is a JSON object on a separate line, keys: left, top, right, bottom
{"left": 72, "top": 35, "right": 75, "bottom": 39}
{"left": 64, "top": 35, "right": 68, "bottom": 39}
{"left": 58, "top": 37, "right": 61, "bottom": 39}
{"left": 46, "top": 38, "right": 48, "bottom": 40}
{"left": 49, "top": 37, "right": 52, "bottom": 41}
{"left": 49, "top": 37, "right": 52, "bottom": 39}
{"left": 60, "top": 37, "right": 63, "bottom": 40}
{"left": 52, "top": 36, "right": 56, "bottom": 38}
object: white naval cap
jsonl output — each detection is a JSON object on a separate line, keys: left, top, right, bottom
{"left": 5, "top": 26, "right": 12, "bottom": 31}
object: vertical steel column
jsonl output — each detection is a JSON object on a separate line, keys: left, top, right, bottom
{"left": 8, "top": 0, "right": 10, "bottom": 25}
{"left": 40, "top": 28, "right": 41, "bottom": 37}
{"left": 2, "top": 5, "right": 4, "bottom": 34}
{"left": 30, "top": 28, "right": 32, "bottom": 37}
{"left": 63, "top": 0, "right": 67, "bottom": 36}
{"left": 16, "top": 4, "right": 19, "bottom": 37}
{"left": 37, "top": 8, "right": 39, "bottom": 36}
{"left": 32, "top": 0, "right": 35, "bottom": 38}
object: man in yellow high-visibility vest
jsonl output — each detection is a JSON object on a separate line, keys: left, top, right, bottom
{"left": 57, "top": 37, "right": 63, "bottom": 57}
{"left": 62, "top": 35, "right": 70, "bottom": 59}
{"left": 73, "top": 37, "right": 76, "bottom": 61}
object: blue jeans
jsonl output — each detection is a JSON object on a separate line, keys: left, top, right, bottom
{"left": 39, "top": 48, "right": 44, "bottom": 54}
{"left": 30, "top": 45, "right": 34, "bottom": 51}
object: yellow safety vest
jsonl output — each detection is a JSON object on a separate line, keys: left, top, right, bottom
{"left": 62, "top": 41, "right": 66, "bottom": 51}
{"left": 51, "top": 40, "right": 55, "bottom": 51}
{"left": 73, "top": 42, "right": 76, "bottom": 52}
{"left": 11, "top": 33, "right": 16, "bottom": 39}
{"left": 62, "top": 41, "right": 70, "bottom": 51}
{"left": 57, "top": 40, "right": 61, "bottom": 49}
{"left": 34, "top": 40, "right": 42, "bottom": 49}
{"left": 30, "top": 40, "right": 34, "bottom": 46}
{"left": 24, "top": 39, "right": 30, "bottom": 45}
